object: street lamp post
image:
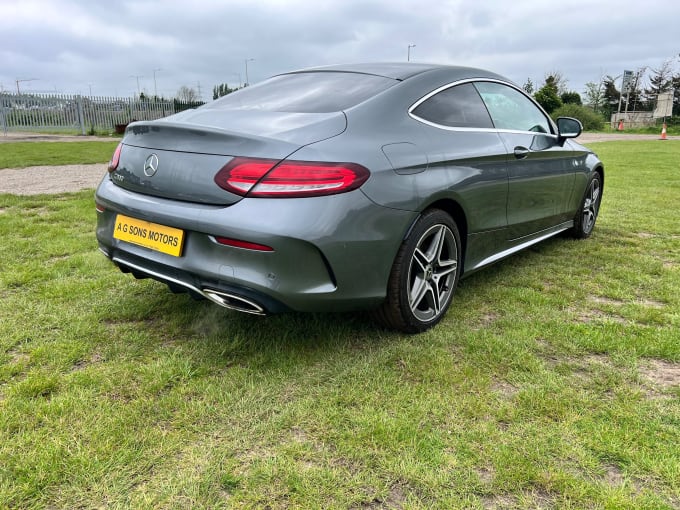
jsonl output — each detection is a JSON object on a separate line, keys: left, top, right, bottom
{"left": 15, "top": 78, "right": 37, "bottom": 94}
{"left": 152, "top": 68, "right": 162, "bottom": 99}
{"left": 407, "top": 44, "right": 416, "bottom": 62}
{"left": 244, "top": 59, "right": 254, "bottom": 86}
{"left": 129, "top": 75, "right": 143, "bottom": 98}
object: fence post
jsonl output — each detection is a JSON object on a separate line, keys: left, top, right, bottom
{"left": 0, "top": 95, "right": 7, "bottom": 136}
{"left": 76, "top": 95, "right": 86, "bottom": 135}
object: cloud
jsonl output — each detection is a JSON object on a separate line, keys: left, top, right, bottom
{"left": 1, "top": 0, "right": 679, "bottom": 98}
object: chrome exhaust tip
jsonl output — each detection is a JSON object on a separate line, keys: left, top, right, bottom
{"left": 202, "top": 288, "right": 266, "bottom": 315}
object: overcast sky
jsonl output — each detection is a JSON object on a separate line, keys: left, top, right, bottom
{"left": 2, "top": 0, "right": 679, "bottom": 100}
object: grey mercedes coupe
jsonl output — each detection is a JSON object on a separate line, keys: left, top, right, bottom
{"left": 95, "top": 63, "right": 603, "bottom": 333}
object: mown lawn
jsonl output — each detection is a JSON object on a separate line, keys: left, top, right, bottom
{"left": 0, "top": 141, "right": 119, "bottom": 169}
{"left": 0, "top": 141, "right": 678, "bottom": 509}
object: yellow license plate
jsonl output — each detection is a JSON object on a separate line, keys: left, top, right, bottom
{"left": 113, "top": 214, "right": 184, "bottom": 257}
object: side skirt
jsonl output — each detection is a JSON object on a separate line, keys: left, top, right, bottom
{"left": 464, "top": 220, "right": 573, "bottom": 274}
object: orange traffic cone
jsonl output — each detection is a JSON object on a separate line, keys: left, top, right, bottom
{"left": 660, "top": 122, "right": 667, "bottom": 140}
{"left": 617, "top": 119, "right": 624, "bottom": 131}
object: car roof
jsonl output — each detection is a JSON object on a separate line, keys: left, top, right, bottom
{"left": 283, "top": 62, "right": 505, "bottom": 82}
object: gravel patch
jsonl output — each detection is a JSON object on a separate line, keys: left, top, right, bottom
{"left": 0, "top": 132, "right": 115, "bottom": 143}
{"left": 0, "top": 164, "right": 107, "bottom": 195}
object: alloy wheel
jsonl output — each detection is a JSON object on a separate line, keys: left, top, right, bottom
{"left": 582, "top": 177, "right": 601, "bottom": 234}
{"left": 407, "top": 224, "right": 458, "bottom": 322}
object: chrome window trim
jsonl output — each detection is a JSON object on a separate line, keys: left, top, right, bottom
{"left": 408, "top": 78, "right": 558, "bottom": 137}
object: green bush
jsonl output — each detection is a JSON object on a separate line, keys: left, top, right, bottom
{"left": 551, "top": 104, "right": 604, "bottom": 131}
{"left": 534, "top": 87, "right": 562, "bottom": 114}
{"left": 560, "top": 91, "right": 582, "bottom": 105}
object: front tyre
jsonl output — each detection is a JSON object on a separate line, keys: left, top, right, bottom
{"left": 373, "top": 209, "right": 461, "bottom": 333}
{"left": 570, "top": 172, "right": 602, "bottom": 239}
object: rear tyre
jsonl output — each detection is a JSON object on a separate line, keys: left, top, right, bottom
{"left": 373, "top": 209, "right": 461, "bottom": 333}
{"left": 570, "top": 172, "right": 602, "bottom": 239}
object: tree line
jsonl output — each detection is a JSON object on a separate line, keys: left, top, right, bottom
{"left": 526, "top": 60, "right": 679, "bottom": 129}
{"left": 170, "top": 82, "right": 242, "bottom": 104}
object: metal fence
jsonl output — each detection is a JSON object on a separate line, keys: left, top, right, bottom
{"left": 0, "top": 93, "right": 203, "bottom": 135}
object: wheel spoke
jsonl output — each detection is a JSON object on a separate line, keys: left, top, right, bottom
{"left": 434, "top": 262, "right": 457, "bottom": 278}
{"left": 409, "top": 275, "right": 429, "bottom": 311}
{"left": 425, "top": 281, "right": 441, "bottom": 316}
{"left": 432, "top": 226, "right": 447, "bottom": 262}
{"left": 591, "top": 184, "right": 600, "bottom": 203}
{"left": 413, "top": 248, "right": 429, "bottom": 272}
{"left": 438, "top": 255, "right": 457, "bottom": 266}
{"left": 583, "top": 210, "right": 593, "bottom": 229}
{"left": 591, "top": 184, "right": 600, "bottom": 217}
{"left": 423, "top": 226, "right": 445, "bottom": 263}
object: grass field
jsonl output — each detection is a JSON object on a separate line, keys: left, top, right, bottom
{"left": 0, "top": 141, "right": 119, "bottom": 169}
{"left": 0, "top": 141, "right": 679, "bottom": 508}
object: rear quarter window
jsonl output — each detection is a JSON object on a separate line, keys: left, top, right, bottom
{"left": 410, "top": 83, "right": 493, "bottom": 129}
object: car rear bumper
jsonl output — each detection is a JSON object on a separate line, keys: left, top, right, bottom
{"left": 95, "top": 176, "right": 417, "bottom": 313}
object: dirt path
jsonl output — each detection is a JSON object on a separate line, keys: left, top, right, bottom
{"left": 0, "top": 132, "right": 676, "bottom": 195}
{"left": 0, "top": 164, "right": 107, "bottom": 195}
{"left": 576, "top": 132, "right": 678, "bottom": 142}
{"left": 0, "top": 132, "right": 116, "bottom": 143}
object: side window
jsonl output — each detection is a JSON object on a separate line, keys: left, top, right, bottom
{"left": 411, "top": 83, "right": 493, "bottom": 128}
{"left": 474, "top": 82, "right": 552, "bottom": 134}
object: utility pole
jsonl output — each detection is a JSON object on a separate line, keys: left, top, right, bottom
{"left": 245, "top": 58, "right": 254, "bottom": 86}
{"left": 15, "top": 78, "right": 38, "bottom": 94}
{"left": 129, "top": 75, "right": 143, "bottom": 97}
{"left": 407, "top": 44, "right": 416, "bottom": 62}
{"left": 153, "top": 68, "right": 162, "bottom": 99}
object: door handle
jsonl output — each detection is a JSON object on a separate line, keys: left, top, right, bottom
{"left": 514, "top": 146, "right": 530, "bottom": 159}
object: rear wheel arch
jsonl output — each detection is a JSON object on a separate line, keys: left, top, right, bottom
{"left": 374, "top": 201, "right": 467, "bottom": 333}
{"left": 400, "top": 199, "right": 468, "bottom": 273}
{"left": 421, "top": 199, "right": 468, "bottom": 271}
{"left": 374, "top": 207, "right": 462, "bottom": 333}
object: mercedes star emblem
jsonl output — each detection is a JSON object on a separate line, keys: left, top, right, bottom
{"left": 143, "top": 154, "right": 159, "bottom": 177}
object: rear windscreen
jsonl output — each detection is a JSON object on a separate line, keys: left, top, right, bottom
{"left": 204, "top": 72, "right": 397, "bottom": 113}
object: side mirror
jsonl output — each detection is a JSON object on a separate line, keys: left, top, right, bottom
{"left": 556, "top": 117, "right": 582, "bottom": 139}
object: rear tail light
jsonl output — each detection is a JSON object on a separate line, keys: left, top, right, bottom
{"left": 215, "top": 157, "right": 276, "bottom": 195}
{"left": 95, "top": 202, "right": 106, "bottom": 213}
{"left": 108, "top": 143, "right": 123, "bottom": 173}
{"left": 214, "top": 157, "right": 370, "bottom": 198}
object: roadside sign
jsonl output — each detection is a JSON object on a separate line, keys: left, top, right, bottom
{"left": 622, "top": 70, "right": 634, "bottom": 92}
{"left": 653, "top": 90, "right": 674, "bottom": 118}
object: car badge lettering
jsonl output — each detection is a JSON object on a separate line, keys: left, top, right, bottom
{"left": 143, "top": 154, "right": 159, "bottom": 177}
